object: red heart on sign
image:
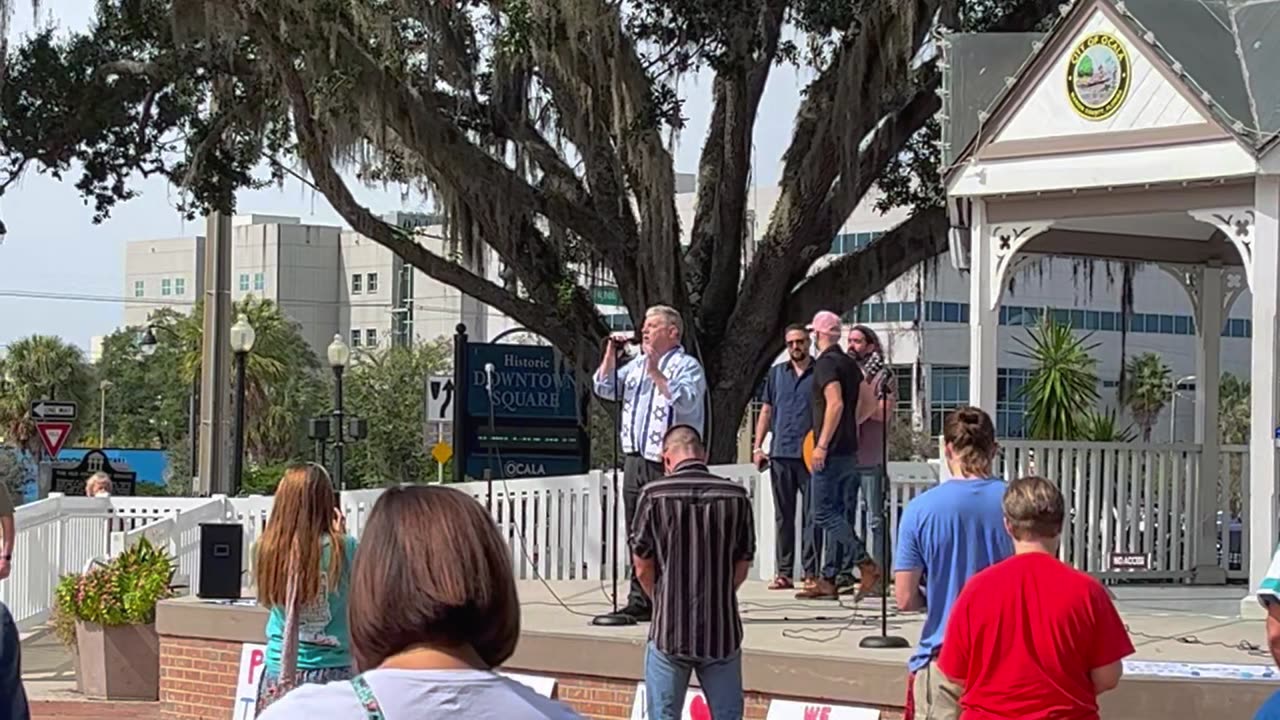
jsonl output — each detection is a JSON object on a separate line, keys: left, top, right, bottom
{"left": 688, "top": 694, "right": 711, "bottom": 720}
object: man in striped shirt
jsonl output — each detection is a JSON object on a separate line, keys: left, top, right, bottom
{"left": 631, "top": 425, "right": 754, "bottom": 720}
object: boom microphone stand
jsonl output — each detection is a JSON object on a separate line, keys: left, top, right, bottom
{"left": 594, "top": 339, "right": 636, "bottom": 627}
{"left": 860, "top": 371, "right": 909, "bottom": 649}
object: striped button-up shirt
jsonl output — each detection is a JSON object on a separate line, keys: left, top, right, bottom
{"left": 629, "top": 461, "right": 756, "bottom": 661}
{"left": 593, "top": 346, "right": 706, "bottom": 462}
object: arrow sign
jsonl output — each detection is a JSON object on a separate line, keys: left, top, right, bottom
{"left": 36, "top": 421, "right": 73, "bottom": 459}
{"left": 31, "top": 400, "right": 78, "bottom": 421}
{"left": 426, "top": 376, "right": 454, "bottom": 421}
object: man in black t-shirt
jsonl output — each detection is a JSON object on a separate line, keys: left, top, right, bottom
{"left": 796, "top": 311, "right": 881, "bottom": 600}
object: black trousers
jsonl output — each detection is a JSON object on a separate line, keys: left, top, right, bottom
{"left": 0, "top": 602, "right": 29, "bottom": 720}
{"left": 622, "top": 454, "right": 665, "bottom": 611}
{"left": 770, "top": 457, "right": 821, "bottom": 579}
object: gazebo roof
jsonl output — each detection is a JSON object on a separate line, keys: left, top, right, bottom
{"left": 943, "top": 0, "right": 1280, "bottom": 172}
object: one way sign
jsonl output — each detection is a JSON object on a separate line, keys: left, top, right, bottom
{"left": 31, "top": 400, "right": 78, "bottom": 421}
{"left": 425, "top": 375, "right": 454, "bottom": 422}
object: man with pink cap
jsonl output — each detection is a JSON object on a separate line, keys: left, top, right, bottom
{"left": 795, "top": 311, "right": 882, "bottom": 599}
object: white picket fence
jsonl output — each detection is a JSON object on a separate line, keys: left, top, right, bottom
{"left": 0, "top": 444, "right": 1253, "bottom": 631}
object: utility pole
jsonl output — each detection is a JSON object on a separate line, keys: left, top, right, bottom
{"left": 196, "top": 82, "right": 233, "bottom": 497}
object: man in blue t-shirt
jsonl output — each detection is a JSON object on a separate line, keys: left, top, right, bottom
{"left": 893, "top": 406, "right": 1013, "bottom": 720}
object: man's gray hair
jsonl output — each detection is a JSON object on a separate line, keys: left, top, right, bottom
{"left": 645, "top": 305, "right": 684, "bottom": 337}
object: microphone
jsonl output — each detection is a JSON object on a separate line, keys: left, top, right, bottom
{"left": 483, "top": 362, "right": 496, "bottom": 396}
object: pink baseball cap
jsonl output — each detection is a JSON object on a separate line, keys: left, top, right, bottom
{"left": 808, "top": 310, "right": 843, "bottom": 337}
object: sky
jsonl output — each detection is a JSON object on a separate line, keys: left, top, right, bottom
{"left": 0, "top": 1, "right": 809, "bottom": 352}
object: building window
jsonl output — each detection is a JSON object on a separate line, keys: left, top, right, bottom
{"left": 161, "top": 278, "right": 172, "bottom": 296}
{"left": 134, "top": 281, "right": 144, "bottom": 298}
{"left": 997, "top": 368, "right": 1032, "bottom": 438}
{"left": 366, "top": 272, "right": 379, "bottom": 293}
{"left": 174, "top": 278, "right": 186, "bottom": 296}
{"left": 366, "top": 328, "right": 378, "bottom": 347}
{"left": 350, "top": 329, "right": 361, "bottom": 347}
{"left": 239, "top": 274, "right": 250, "bottom": 292}
{"left": 351, "top": 274, "right": 362, "bottom": 294}
{"left": 605, "top": 313, "right": 634, "bottom": 332}
{"left": 254, "top": 273, "right": 265, "bottom": 291}
{"left": 929, "top": 366, "right": 969, "bottom": 435}
{"left": 891, "top": 365, "right": 914, "bottom": 424}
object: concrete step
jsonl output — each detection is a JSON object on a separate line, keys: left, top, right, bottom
{"left": 31, "top": 700, "right": 162, "bottom": 719}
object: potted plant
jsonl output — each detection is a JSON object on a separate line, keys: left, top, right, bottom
{"left": 52, "top": 538, "right": 176, "bottom": 700}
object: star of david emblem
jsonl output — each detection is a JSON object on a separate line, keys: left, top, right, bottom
{"left": 648, "top": 430, "right": 664, "bottom": 446}
{"left": 651, "top": 406, "right": 667, "bottom": 421}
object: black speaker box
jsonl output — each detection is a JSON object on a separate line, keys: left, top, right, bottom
{"left": 198, "top": 523, "right": 244, "bottom": 600}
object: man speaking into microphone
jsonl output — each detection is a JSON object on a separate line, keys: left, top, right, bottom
{"left": 593, "top": 305, "right": 707, "bottom": 623}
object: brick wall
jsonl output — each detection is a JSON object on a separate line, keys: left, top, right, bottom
{"left": 157, "top": 635, "right": 903, "bottom": 720}
{"left": 159, "top": 637, "right": 243, "bottom": 719}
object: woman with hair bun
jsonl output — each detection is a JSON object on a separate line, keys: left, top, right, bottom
{"left": 892, "top": 406, "right": 1014, "bottom": 720}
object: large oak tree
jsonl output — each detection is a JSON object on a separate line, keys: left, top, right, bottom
{"left": 0, "top": 0, "right": 1058, "bottom": 460}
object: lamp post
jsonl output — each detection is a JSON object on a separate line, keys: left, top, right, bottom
{"left": 1170, "top": 374, "right": 1197, "bottom": 442}
{"left": 140, "top": 320, "right": 201, "bottom": 488}
{"left": 327, "top": 334, "right": 351, "bottom": 491}
{"left": 229, "top": 315, "right": 257, "bottom": 496}
{"left": 98, "top": 380, "right": 113, "bottom": 447}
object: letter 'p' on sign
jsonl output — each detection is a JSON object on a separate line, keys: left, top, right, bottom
{"left": 234, "top": 643, "right": 269, "bottom": 720}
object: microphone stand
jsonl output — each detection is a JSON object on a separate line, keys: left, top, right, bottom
{"left": 860, "top": 369, "right": 909, "bottom": 649}
{"left": 594, "top": 342, "right": 636, "bottom": 626}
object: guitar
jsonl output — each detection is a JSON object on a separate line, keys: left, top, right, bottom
{"left": 802, "top": 431, "right": 816, "bottom": 472}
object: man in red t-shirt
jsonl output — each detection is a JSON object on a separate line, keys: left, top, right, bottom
{"left": 937, "top": 476, "right": 1134, "bottom": 719}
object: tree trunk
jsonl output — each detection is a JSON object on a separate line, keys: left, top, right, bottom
{"left": 707, "top": 389, "right": 750, "bottom": 465}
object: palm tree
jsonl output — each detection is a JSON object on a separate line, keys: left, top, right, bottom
{"left": 1078, "top": 409, "right": 1136, "bottom": 442}
{"left": 1123, "top": 353, "right": 1172, "bottom": 442}
{"left": 0, "top": 335, "right": 93, "bottom": 457}
{"left": 1012, "top": 314, "right": 1100, "bottom": 441}
{"left": 1219, "top": 372, "right": 1250, "bottom": 445}
{"left": 171, "top": 296, "right": 321, "bottom": 463}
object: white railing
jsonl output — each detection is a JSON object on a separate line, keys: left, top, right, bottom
{"left": 994, "top": 441, "right": 1249, "bottom": 581}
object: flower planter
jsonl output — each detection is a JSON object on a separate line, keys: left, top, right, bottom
{"left": 74, "top": 620, "right": 160, "bottom": 700}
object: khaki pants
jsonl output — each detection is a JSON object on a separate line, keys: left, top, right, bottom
{"left": 907, "top": 660, "right": 962, "bottom": 720}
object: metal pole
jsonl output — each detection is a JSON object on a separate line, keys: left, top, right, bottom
{"left": 189, "top": 379, "right": 199, "bottom": 488}
{"left": 99, "top": 387, "right": 107, "bottom": 448}
{"left": 333, "top": 367, "right": 346, "bottom": 491}
{"left": 451, "top": 323, "right": 468, "bottom": 483}
{"left": 231, "top": 351, "right": 248, "bottom": 496}
{"left": 197, "top": 85, "right": 233, "bottom": 497}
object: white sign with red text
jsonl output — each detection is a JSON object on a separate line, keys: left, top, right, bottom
{"left": 233, "top": 643, "right": 268, "bottom": 720}
{"left": 765, "top": 699, "right": 880, "bottom": 720}
{"left": 629, "top": 683, "right": 711, "bottom": 719}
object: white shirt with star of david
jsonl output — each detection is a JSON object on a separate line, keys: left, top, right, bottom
{"left": 593, "top": 346, "right": 707, "bottom": 462}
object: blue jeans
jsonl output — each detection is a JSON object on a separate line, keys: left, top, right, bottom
{"left": 645, "top": 643, "right": 743, "bottom": 720}
{"left": 857, "top": 464, "right": 889, "bottom": 567}
{"left": 811, "top": 454, "right": 868, "bottom": 579}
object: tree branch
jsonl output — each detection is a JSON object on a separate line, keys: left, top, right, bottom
{"left": 784, "top": 207, "right": 948, "bottom": 323}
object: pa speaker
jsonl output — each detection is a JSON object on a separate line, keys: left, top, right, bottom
{"left": 198, "top": 523, "right": 244, "bottom": 600}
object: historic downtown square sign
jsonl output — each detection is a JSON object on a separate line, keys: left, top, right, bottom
{"left": 465, "top": 343, "right": 579, "bottom": 420}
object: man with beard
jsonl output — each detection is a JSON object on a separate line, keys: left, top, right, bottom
{"left": 752, "top": 323, "right": 822, "bottom": 591}
{"left": 848, "top": 324, "right": 897, "bottom": 589}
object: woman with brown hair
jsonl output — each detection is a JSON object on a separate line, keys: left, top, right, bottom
{"left": 258, "top": 486, "right": 580, "bottom": 719}
{"left": 254, "top": 463, "right": 357, "bottom": 714}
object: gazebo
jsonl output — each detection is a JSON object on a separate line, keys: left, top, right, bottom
{"left": 941, "top": 0, "right": 1280, "bottom": 610}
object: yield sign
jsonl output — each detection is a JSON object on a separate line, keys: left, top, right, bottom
{"left": 36, "top": 421, "right": 73, "bottom": 458}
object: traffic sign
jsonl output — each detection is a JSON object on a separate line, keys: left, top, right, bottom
{"left": 36, "top": 422, "right": 73, "bottom": 458}
{"left": 426, "top": 375, "right": 454, "bottom": 422}
{"left": 431, "top": 441, "right": 453, "bottom": 465}
{"left": 51, "top": 448, "right": 136, "bottom": 496}
{"left": 31, "top": 400, "right": 78, "bottom": 421}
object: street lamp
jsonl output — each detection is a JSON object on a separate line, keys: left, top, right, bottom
{"left": 229, "top": 315, "right": 257, "bottom": 495}
{"left": 138, "top": 319, "right": 200, "bottom": 488}
{"left": 327, "top": 334, "right": 351, "bottom": 491}
{"left": 139, "top": 326, "right": 159, "bottom": 356}
{"left": 1170, "top": 374, "right": 1197, "bottom": 442}
{"left": 98, "top": 380, "right": 113, "bottom": 448}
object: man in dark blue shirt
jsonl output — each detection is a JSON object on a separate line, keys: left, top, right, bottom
{"left": 752, "top": 323, "right": 821, "bottom": 590}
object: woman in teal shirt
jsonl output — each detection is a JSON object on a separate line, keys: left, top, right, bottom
{"left": 254, "top": 463, "right": 358, "bottom": 715}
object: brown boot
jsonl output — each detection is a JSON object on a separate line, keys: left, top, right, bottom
{"left": 854, "top": 559, "right": 883, "bottom": 602}
{"left": 795, "top": 577, "right": 838, "bottom": 600}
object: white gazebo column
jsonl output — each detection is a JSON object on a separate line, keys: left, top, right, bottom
{"left": 1252, "top": 178, "right": 1280, "bottom": 607}
{"left": 1194, "top": 265, "right": 1226, "bottom": 584}
{"left": 967, "top": 202, "right": 1052, "bottom": 415}
{"left": 1196, "top": 182, "right": 1280, "bottom": 612}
